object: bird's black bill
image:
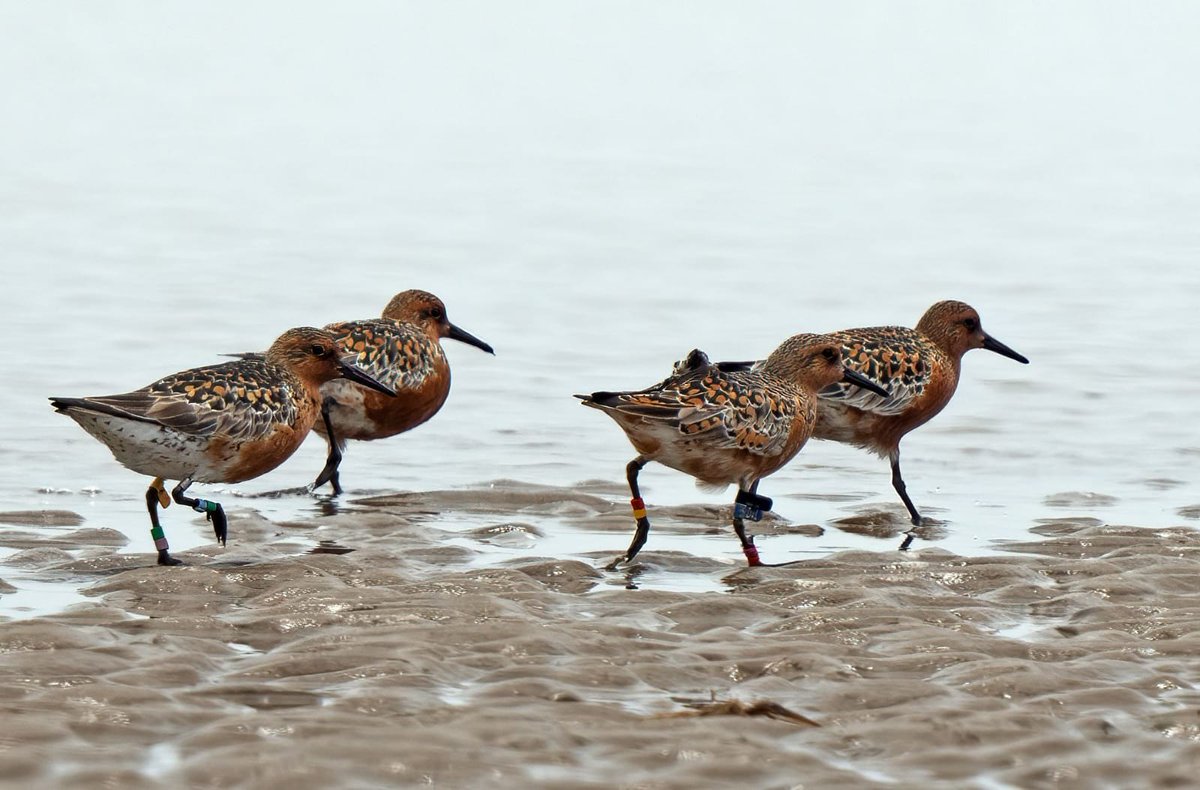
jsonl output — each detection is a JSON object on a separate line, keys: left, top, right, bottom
{"left": 842, "top": 367, "right": 890, "bottom": 398}
{"left": 446, "top": 323, "right": 495, "bottom": 355}
{"left": 338, "top": 359, "right": 397, "bottom": 396}
{"left": 982, "top": 334, "right": 1029, "bottom": 364}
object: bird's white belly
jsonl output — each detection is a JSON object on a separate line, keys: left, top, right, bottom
{"left": 813, "top": 404, "right": 864, "bottom": 443}
{"left": 70, "top": 411, "right": 227, "bottom": 482}
{"left": 633, "top": 422, "right": 752, "bottom": 487}
{"left": 813, "top": 403, "right": 892, "bottom": 456}
{"left": 316, "top": 381, "right": 378, "bottom": 440}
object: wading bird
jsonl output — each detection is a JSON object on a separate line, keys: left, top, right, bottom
{"left": 813, "top": 300, "right": 1029, "bottom": 535}
{"left": 578, "top": 334, "right": 889, "bottom": 567}
{"left": 51, "top": 327, "right": 395, "bottom": 565}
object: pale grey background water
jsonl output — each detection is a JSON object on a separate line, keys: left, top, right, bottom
{"left": 2, "top": 2, "right": 1198, "bottom": 604}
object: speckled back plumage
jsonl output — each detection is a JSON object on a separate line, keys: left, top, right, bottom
{"left": 813, "top": 300, "right": 1025, "bottom": 457}
{"left": 86, "top": 357, "right": 309, "bottom": 441}
{"left": 580, "top": 334, "right": 858, "bottom": 488}
{"left": 318, "top": 316, "right": 450, "bottom": 443}
{"left": 591, "top": 352, "right": 808, "bottom": 460}
{"left": 51, "top": 327, "right": 346, "bottom": 483}
{"left": 327, "top": 319, "right": 445, "bottom": 394}
{"left": 297, "top": 290, "right": 491, "bottom": 496}
{"left": 815, "top": 324, "right": 955, "bottom": 454}
{"left": 820, "top": 326, "right": 949, "bottom": 413}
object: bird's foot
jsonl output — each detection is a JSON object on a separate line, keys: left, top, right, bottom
{"left": 309, "top": 470, "right": 343, "bottom": 497}
{"left": 191, "top": 499, "right": 228, "bottom": 546}
{"left": 604, "top": 555, "right": 630, "bottom": 572}
{"left": 157, "top": 550, "right": 184, "bottom": 567}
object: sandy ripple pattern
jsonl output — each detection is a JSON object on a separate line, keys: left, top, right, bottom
{"left": 2, "top": 495, "right": 1200, "bottom": 787}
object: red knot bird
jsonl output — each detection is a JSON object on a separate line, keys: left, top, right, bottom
{"left": 309, "top": 290, "right": 494, "bottom": 494}
{"left": 813, "top": 300, "right": 1029, "bottom": 539}
{"left": 578, "top": 334, "right": 889, "bottom": 568}
{"left": 51, "top": 327, "right": 396, "bottom": 566}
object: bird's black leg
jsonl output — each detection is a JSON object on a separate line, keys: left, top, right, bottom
{"left": 607, "top": 457, "right": 651, "bottom": 570}
{"left": 310, "top": 397, "right": 344, "bottom": 496}
{"left": 172, "top": 477, "right": 228, "bottom": 547}
{"left": 731, "top": 511, "right": 758, "bottom": 566}
{"left": 146, "top": 477, "right": 182, "bottom": 566}
{"left": 732, "top": 480, "right": 773, "bottom": 566}
{"left": 889, "top": 449, "right": 923, "bottom": 527}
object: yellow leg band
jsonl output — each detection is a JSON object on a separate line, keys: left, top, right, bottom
{"left": 632, "top": 509, "right": 647, "bottom": 520}
{"left": 152, "top": 477, "right": 171, "bottom": 508}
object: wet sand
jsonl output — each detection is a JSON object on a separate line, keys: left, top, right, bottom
{"left": 4, "top": 490, "right": 1200, "bottom": 788}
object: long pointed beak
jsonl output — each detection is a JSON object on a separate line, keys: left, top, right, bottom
{"left": 338, "top": 356, "right": 396, "bottom": 396}
{"left": 982, "top": 333, "right": 1029, "bottom": 364}
{"left": 445, "top": 322, "right": 495, "bottom": 355}
{"left": 843, "top": 366, "right": 890, "bottom": 398}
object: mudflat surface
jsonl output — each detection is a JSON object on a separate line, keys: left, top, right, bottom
{"left": 4, "top": 494, "right": 1200, "bottom": 789}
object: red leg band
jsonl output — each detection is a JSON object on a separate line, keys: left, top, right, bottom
{"left": 630, "top": 497, "right": 647, "bottom": 520}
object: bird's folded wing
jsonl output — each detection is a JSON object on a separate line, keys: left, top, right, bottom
{"left": 327, "top": 320, "right": 437, "bottom": 393}
{"left": 91, "top": 364, "right": 302, "bottom": 441}
{"left": 605, "top": 372, "right": 796, "bottom": 457}
{"left": 819, "top": 336, "right": 928, "bottom": 415}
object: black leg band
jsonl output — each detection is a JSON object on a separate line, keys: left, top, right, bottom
{"left": 734, "top": 489, "right": 772, "bottom": 521}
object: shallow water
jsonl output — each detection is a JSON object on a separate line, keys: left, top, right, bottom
{"left": 1, "top": 3, "right": 1199, "bottom": 782}
{"left": 5, "top": 517, "right": 1200, "bottom": 788}
{"left": 3, "top": 2, "right": 1198, "bottom": 587}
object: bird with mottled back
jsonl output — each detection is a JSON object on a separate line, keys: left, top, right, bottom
{"left": 68, "top": 359, "right": 305, "bottom": 445}
{"left": 311, "top": 290, "right": 494, "bottom": 494}
{"left": 812, "top": 300, "right": 1029, "bottom": 538}
{"left": 579, "top": 335, "right": 889, "bottom": 568}
{"left": 51, "top": 327, "right": 396, "bottom": 566}
{"left": 586, "top": 352, "right": 803, "bottom": 463}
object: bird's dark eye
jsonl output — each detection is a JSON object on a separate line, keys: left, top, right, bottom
{"left": 821, "top": 348, "right": 838, "bottom": 362}
{"left": 963, "top": 318, "right": 978, "bottom": 331}
{"left": 426, "top": 307, "right": 444, "bottom": 321}
{"left": 310, "top": 344, "right": 329, "bottom": 357}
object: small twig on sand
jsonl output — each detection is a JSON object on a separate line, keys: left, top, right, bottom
{"left": 653, "top": 699, "right": 820, "bottom": 727}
